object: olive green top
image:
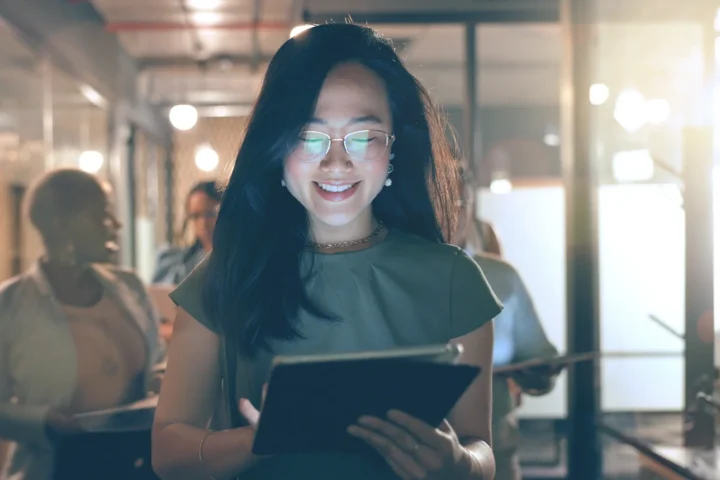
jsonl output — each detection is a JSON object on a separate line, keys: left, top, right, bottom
{"left": 170, "top": 229, "right": 502, "bottom": 480}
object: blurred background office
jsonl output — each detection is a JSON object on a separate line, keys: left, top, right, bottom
{"left": 0, "top": 0, "right": 718, "bottom": 479}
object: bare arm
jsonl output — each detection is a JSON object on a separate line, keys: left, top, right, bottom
{"left": 151, "top": 307, "right": 256, "bottom": 480}
{"left": 449, "top": 321, "right": 495, "bottom": 480}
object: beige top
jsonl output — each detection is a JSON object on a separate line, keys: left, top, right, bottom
{"left": 60, "top": 294, "right": 148, "bottom": 414}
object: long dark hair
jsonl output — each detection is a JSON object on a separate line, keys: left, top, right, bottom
{"left": 203, "top": 23, "right": 460, "bottom": 356}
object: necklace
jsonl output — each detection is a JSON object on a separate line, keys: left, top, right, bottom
{"left": 309, "top": 222, "right": 386, "bottom": 250}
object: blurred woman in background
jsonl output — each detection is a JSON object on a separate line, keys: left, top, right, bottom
{"left": 152, "top": 181, "right": 221, "bottom": 285}
{"left": 457, "top": 180, "right": 558, "bottom": 480}
{"left": 0, "top": 168, "right": 165, "bottom": 480}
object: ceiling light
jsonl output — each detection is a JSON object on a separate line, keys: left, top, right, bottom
{"left": 80, "top": 85, "right": 107, "bottom": 108}
{"left": 78, "top": 150, "right": 104, "bottom": 173}
{"left": 645, "top": 99, "right": 671, "bottom": 124}
{"left": 614, "top": 88, "right": 647, "bottom": 132}
{"left": 543, "top": 133, "right": 560, "bottom": 147}
{"left": 192, "top": 11, "right": 222, "bottom": 26}
{"left": 290, "top": 24, "right": 314, "bottom": 38}
{"left": 169, "top": 104, "right": 198, "bottom": 131}
{"left": 589, "top": 83, "right": 610, "bottom": 106}
{"left": 490, "top": 179, "right": 512, "bottom": 195}
{"left": 195, "top": 145, "right": 219, "bottom": 172}
{"left": 185, "top": 0, "right": 222, "bottom": 10}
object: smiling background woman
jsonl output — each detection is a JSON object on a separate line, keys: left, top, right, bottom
{"left": 152, "top": 23, "right": 501, "bottom": 480}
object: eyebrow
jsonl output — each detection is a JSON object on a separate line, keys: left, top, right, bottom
{"left": 308, "top": 115, "right": 384, "bottom": 125}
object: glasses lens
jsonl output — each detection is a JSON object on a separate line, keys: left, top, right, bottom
{"left": 297, "top": 131, "right": 329, "bottom": 161}
{"left": 345, "top": 130, "right": 387, "bottom": 161}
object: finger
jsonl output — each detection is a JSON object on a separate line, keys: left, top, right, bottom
{"left": 387, "top": 410, "right": 446, "bottom": 449}
{"left": 437, "top": 419, "right": 453, "bottom": 434}
{"left": 238, "top": 398, "right": 260, "bottom": 427}
{"left": 347, "top": 425, "right": 426, "bottom": 478}
{"left": 357, "top": 416, "right": 419, "bottom": 452}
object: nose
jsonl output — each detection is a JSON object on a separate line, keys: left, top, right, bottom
{"left": 320, "top": 140, "right": 352, "bottom": 173}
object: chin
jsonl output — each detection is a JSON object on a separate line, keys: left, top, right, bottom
{"left": 311, "top": 210, "right": 364, "bottom": 228}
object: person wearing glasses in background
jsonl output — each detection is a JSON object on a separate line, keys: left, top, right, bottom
{"left": 456, "top": 178, "right": 559, "bottom": 480}
{"left": 152, "top": 181, "right": 221, "bottom": 286}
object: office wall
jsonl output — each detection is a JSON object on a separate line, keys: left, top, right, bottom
{"left": 480, "top": 181, "right": 717, "bottom": 416}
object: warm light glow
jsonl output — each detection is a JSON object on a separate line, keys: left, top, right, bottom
{"left": 80, "top": 85, "right": 107, "bottom": 108}
{"left": 169, "top": 104, "right": 198, "bottom": 131}
{"left": 544, "top": 133, "right": 560, "bottom": 147}
{"left": 645, "top": 99, "right": 671, "bottom": 124}
{"left": 490, "top": 179, "right": 513, "bottom": 195}
{"left": 191, "top": 11, "right": 223, "bottom": 26}
{"left": 612, "top": 149, "right": 654, "bottom": 182}
{"left": 589, "top": 83, "right": 610, "bottom": 106}
{"left": 614, "top": 88, "right": 647, "bottom": 132}
{"left": 195, "top": 145, "right": 219, "bottom": 172}
{"left": 186, "top": 0, "right": 222, "bottom": 9}
{"left": 290, "top": 24, "right": 314, "bottom": 38}
{"left": 78, "top": 150, "right": 104, "bottom": 173}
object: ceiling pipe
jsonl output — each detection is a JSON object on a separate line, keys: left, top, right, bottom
{"left": 105, "top": 21, "right": 289, "bottom": 32}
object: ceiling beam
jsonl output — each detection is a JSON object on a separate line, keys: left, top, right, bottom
{"left": 303, "top": 0, "right": 559, "bottom": 24}
{"left": 105, "top": 21, "right": 290, "bottom": 32}
{"left": 304, "top": 9, "right": 559, "bottom": 24}
{"left": 137, "top": 54, "right": 274, "bottom": 71}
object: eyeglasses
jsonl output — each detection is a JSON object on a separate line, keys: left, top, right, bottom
{"left": 187, "top": 208, "right": 218, "bottom": 221}
{"left": 295, "top": 129, "right": 395, "bottom": 163}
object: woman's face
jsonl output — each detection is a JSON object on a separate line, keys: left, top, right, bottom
{"left": 187, "top": 191, "right": 219, "bottom": 249}
{"left": 283, "top": 62, "right": 393, "bottom": 231}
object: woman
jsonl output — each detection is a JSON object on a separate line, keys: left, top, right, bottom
{"left": 458, "top": 187, "right": 559, "bottom": 480}
{"left": 152, "top": 23, "right": 501, "bottom": 480}
{"left": 152, "top": 181, "right": 221, "bottom": 285}
{"left": 0, "top": 168, "right": 166, "bottom": 480}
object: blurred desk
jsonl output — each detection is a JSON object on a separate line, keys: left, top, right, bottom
{"left": 600, "top": 422, "right": 720, "bottom": 480}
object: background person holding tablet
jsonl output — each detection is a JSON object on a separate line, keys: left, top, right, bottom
{"left": 152, "top": 23, "right": 502, "bottom": 480}
{"left": 457, "top": 181, "right": 559, "bottom": 480}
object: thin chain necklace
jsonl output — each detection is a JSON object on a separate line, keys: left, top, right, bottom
{"left": 309, "top": 222, "right": 386, "bottom": 250}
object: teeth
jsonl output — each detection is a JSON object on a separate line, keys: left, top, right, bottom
{"left": 317, "top": 183, "right": 353, "bottom": 192}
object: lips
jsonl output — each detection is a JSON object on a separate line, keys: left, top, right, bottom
{"left": 313, "top": 181, "right": 361, "bottom": 202}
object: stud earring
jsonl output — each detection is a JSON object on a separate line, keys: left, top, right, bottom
{"left": 389, "top": 153, "right": 395, "bottom": 160}
{"left": 281, "top": 179, "right": 286, "bottom": 187}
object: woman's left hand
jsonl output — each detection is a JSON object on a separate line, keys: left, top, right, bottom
{"left": 347, "top": 410, "right": 473, "bottom": 480}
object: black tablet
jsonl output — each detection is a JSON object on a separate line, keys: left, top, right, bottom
{"left": 252, "top": 344, "right": 480, "bottom": 455}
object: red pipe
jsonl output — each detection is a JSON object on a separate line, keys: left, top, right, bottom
{"left": 105, "top": 21, "right": 289, "bottom": 32}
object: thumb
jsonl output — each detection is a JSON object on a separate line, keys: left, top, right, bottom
{"left": 238, "top": 398, "right": 260, "bottom": 428}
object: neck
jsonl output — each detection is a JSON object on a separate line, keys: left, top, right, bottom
{"left": 309, "top": 211, "right": 375, "bottom": 246}
{"left": 41, "top": 256, "right": 90, "bottom": 286}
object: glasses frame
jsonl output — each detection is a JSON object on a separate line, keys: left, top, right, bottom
{"left": 297, "top": 129, "right": 395, "bottom": 162}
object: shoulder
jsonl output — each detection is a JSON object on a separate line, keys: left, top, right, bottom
{"left": 386, "top": 229, "right": 468, "bottom": 264}
{"left": 0, "top": 274, "right": 35, "bottom": 334}
{"left": 0, "top": 274, "right": 29, "bottom": 309}
{"left": 168, "top": 256, "right": 213, "bottom": 331}
{"left": 470, "top": 253, "right": 520, "bottom": 301}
